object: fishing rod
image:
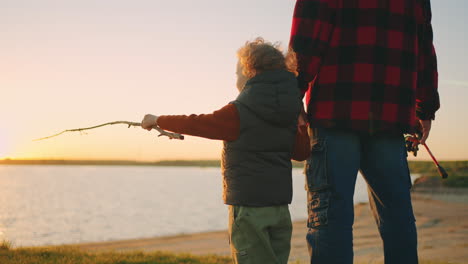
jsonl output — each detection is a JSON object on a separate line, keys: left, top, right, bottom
{"left": 421, "top": 142, "right": 448, "bottom": 179}
{"left": 405, "top": 135, "right": 448, "bottom": 179}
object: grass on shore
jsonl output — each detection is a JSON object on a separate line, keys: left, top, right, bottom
{"left": 0, "top": 244, "right": 460, "bottom": 264}
{"left": 0, "top": 240, "right": 12, "bottom": 251}
{"left": 0, "top": 246, "right": 231, "bottom": 264}
{"left": 409, "top": 160, "right": 468, "bottom": 187}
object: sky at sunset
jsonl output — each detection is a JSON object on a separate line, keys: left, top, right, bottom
{"left": 1, "top": 0, "right": 467, "bottom": 161}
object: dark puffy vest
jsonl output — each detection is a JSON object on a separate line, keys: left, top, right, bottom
{"left": 221, "top": 70, "right": 301, "bottom": 206}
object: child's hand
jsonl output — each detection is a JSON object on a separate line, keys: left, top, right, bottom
{"left": 141, "top": 114, "right": 159, "bottom": 131}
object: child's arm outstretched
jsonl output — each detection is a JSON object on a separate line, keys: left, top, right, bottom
{"left": 141, "top": 104, "right": 240, "bottom": 141}
{"left": 141, "top": 103, "right": 310, "bottom": 160}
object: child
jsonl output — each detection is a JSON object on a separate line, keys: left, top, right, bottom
{"left": 141, "top": 38, "right": 309, "bottom": 264}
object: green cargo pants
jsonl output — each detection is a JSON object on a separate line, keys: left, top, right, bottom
{"left": 228, "top": 205, "right": 292, "bottom": 264}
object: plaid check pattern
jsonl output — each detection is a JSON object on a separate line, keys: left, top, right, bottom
{"left": 290, "top": 0, "right": 439, "bottom": 134}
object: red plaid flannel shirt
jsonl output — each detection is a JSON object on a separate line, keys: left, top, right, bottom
{"left": 290, "top": 0, "right": 439, "bottom": 134}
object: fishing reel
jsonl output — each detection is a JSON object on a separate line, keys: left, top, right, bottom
{"left": 404, "top": 132, "right": 448, "bottom": 179}
{"left": 405, "top": 132, "right": 422, "bottom": 157}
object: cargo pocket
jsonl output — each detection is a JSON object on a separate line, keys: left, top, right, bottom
{"left": 306, "top": 138, "right": 330, "bottom": 191}
{"left": 305, "top": 136, "right": 331, "bottom": 229}
{"left": 307, "top": 190, "right": 331, "bottom": 228}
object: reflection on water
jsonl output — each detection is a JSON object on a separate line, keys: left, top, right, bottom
{"left": 0, "top": 165, "right": 375, "bottom": 246}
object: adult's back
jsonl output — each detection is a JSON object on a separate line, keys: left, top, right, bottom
{"left": 290, "top": 0, "right": 439, "bottom": 134}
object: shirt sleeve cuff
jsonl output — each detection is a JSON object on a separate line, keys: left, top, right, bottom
{"left": 416, "top": 102, "right": 437, "bottom": 120}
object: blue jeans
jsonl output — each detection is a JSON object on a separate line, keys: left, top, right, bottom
{"left": 305, "top": 128, "right": 418, "bottom": 264}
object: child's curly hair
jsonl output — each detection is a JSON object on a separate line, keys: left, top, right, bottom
{"left": 237, "top": 37, "right": 298, "bottom": 78}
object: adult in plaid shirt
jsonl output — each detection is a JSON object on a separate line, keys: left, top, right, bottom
{"left": 290, "top": 0, "right": 439, "bottom": 263}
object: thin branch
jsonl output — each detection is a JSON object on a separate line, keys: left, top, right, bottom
{"left": 34, "top": 121, "right": 184, "bottom": 141}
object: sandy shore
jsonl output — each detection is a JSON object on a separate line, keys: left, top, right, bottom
{"left": 75, "top": 191, "right": 468, "bottom": 263}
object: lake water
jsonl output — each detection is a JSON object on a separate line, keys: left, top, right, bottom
{"left": 0, "top": 165, "right": 389, "bottom": 247}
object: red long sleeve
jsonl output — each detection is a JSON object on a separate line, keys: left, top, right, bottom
{"left": 290, "top": 0, "right": 336, "bottom": 97}
{"left": 416, "top": 0, "right": 440, "bottom": 120}
{"left": 157, "top": 104, "right": 240, "bottom": 141}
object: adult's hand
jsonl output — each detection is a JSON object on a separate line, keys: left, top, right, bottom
{"left": 141, "top": 114, "right": 159, "bottom": 131}
{"left": 418, "top": 119, "right": 432, "bottom": 145}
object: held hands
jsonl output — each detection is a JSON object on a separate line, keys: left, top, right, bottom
{"left": 141, "top": 114, "right": 159, "bottom": 131}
